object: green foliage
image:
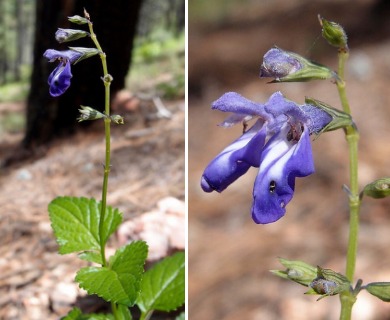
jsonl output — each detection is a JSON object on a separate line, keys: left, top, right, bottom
{"left": 62, "top": 307, "right": 114, "bottom": 320}
{"left": 48, "top": 197, "right": 122, "bottom": 264}
{"left": 136, "top": 252, "right": 185, "bottom": 314}
{"left": 0, "top": 81, "right": 29, "bottom": 102}
{"left": 175, "top": 312, "right": 185, "bottom": 320}
{"left": 61, "top": 308, "right": 114, "bottom": 320}
{"left": 76, "top": 241, "right": 148, "bottom": 306}
{"left": 128, "top": 31, "right": 184, "bottom": 99}
{"left": 116, "top": 305, "right": 132, "bottom": 320}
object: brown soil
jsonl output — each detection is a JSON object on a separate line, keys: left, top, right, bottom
{"left": 0, "top": 99, "right": 184, "bottom": 319}
{"left": 189, "top": 1, "right": 390, "bottom": 319}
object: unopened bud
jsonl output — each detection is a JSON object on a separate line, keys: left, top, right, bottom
{"left": 365, "top": 282, "right": 390, "bottom": 302}
{"left": 307, "top": 266, "right": 351, "bottom": 300}
{"left": 363, "top": 178, "right": 390, "bottom": 199}
{"left": 77, "top": 106, "right": 105, "bottom": 122}
{"left": 319, "top": 15, "right": 348, "bottom": 50}
{"left": 271, "top": 258, "right": 317, "bottom": 286}
{"left": 260, "top": 47, "right": 337, "bottom": 82}
{"left": 68, "top": 15, "right": 89, "bottom": 25}
{"left": 55, "top": 28, "right": 89, "bottom": 43}
{"left": 110, "top": 115, "right": 124, "bottom": 125}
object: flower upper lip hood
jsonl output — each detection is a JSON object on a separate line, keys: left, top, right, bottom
{"left": 201, "top": 91, "right": 332, "bottom": 224}
{"left": 43, "top": 49, "right": 82, "bottom": 97}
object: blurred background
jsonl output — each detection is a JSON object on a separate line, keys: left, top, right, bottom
{"left": 0, "top": 0, "right": 184, "bottom": 319}
{"left": 189, "top": 0, "right": 390, "bottom": 319}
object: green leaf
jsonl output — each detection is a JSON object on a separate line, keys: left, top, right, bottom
{"left": 136, "top": 252, "right": 185, "bottom": 313}
{"left": 61, "top": 308, "right": 82, "bottom": 320}
{"left": 175, "top": 312, "right": 185, "bottom": 320}
{"left": 365, "top": 282, "right": 390, "bottom": 302}
{"left": 116, "top": 305, "right": 132, "bottom": 320}
{"left": 48, "top": 197, "right": 122, "bottom": 262}
{"left": 61, "top": 307, "right": 114, "bottom": 320}
{"left": 76, "top": 241, "right": 148, "bottom": 306}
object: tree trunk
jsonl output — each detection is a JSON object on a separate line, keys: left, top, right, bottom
{"left": 23, "top": 0, "right": 143, "bottom": 148}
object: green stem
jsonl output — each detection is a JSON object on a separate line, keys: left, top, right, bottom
{"left": 140, "top": 310, "right": 154, "bottom": 320}
{"left": 336, "top": 48, "right": 361, "bottom": 320}
{"left": 88, "top": 18, "right": 120, "bottom": 319}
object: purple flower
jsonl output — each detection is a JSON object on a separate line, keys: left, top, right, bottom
{"left": 201, "top": 91, "right": 332, "bottom": 224}
{"left": 43, "top": 49, "right": 82, "bottom": 97}
{"left": 260, "top": 47, "right": 336, "bottom": 82}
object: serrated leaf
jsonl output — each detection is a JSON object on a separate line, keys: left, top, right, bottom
{"left": 78, "top": 252, "right": 103, "bottom": 264}
{"left": 76, "top": 241, "right": 148, "bottom": 306}
{"left": 62, "top": 307, "right": 82, "bottom": 320}
{"left": 175, "top": 312, "right": 185, "bottom": 320}
{"left": 365, "top": 282, "right": 390, "bottom": 302}
{"left": 48, "top": 197, "right": 122, "bottom": 259}
{"left": 61, "top": 307, "right": 114, "bottom": 320}
{"left": 136, "top": 252, "right": 185, "bottom": 313}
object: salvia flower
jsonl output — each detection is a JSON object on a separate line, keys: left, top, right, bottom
{"left": 201, "top": 91, "right": 333, "bottom": 224}
{"left": 260, "top": 47, "right": 337, "bottom": 82}
{"left": 43, "top": 49, "right": 82, "bottom": 97}
{"left": 55, "top": 28, "right": 89, "bottom": 43}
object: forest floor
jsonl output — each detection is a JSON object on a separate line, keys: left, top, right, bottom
{"left": 0, "top": 96, "right": 185, "bottom": 319}
{"left": 189, "top": 1, "right": 390, "bottom": 319}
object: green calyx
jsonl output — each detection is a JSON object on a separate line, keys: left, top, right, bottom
{"left": 68, "top": 15, "right": 89, "bottom": 25}
{"left": 362, "top": 178, "right": 390, "bottom": 199}
{"left": 319, "top": 15, "right": 348, "bottom": 50}
{"left": 307, "top": 266, "right": 351, "bottom": 300}
{"left": 271, "top": 51, "right": 337, "bottom": 83}
{"left": 270, "top": 258, "right": 317, "bottom": 286}
{"left": 305, "top": 97, "right": 354, "bottom": 134}
{"left": 55, "top": 28, "right": 89, "bottom": 43}
{"left": 77, "top": 106, "right": 105, "bottom": 122}
{"left": 68, "top": 47, "right": 100, "bottom": 64}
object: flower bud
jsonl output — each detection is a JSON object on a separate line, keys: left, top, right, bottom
{"left": 68, "top": 15, "right": 89, "bottom": 25}
{"left": 365, "top": 282, "right": 390, "bottom": 302}
{"left": 307, "top": 266, "right": 351, "bottom": 300}
{"left": 305, "top": 97, "right": 354, "bottom": 134}
{"left": 68, "top": 47, "right": 100, "bottom": 64}
{"left": 362, "top": 178, "right": 390, "bottom": 199}
{"left": 55, "top": 28, "right": 89, "bottom": 43}
{"left": 77, "top": 106, "right": 105, "bottom": 122}
{"left": 318, "top": 15, "right": 348, "bottom": 49}
{"left": 110, "top": 115, "right": 124, "bottom": 125}
{"left": 271, "top": 258, "right": 317, "bottom": 286}
{"left": 260, "top": 47, "right": 337, "bottom": 82}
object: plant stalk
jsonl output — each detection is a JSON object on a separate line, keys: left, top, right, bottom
{"left": 88, "top": 18, "right": 120, "bottom": 319}
{"left": 336, "top": 48, "right": 361, "bottom": 320}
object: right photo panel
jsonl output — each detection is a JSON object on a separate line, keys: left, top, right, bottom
{"left": 188, "top": 0, "right": 390, "bottom": 319}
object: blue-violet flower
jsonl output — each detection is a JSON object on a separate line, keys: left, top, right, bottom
{"left": 260, "top": 47, "right": 337, "bottom": 82}
{"left": 43, "top": 49, "right": 82, "bottom": 97}
{"left": 201, "top": 91, "right": 332, "bottom": 224}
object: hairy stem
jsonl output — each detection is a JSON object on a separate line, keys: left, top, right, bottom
{"left": 88, "top": 17, "right": 120, "bottom": 319}
{"left": 337, "top": 48, "right": 361, "bottom": 320}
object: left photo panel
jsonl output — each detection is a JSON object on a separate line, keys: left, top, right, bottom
{"left": 0, "top": 1, "right": 185, "bottom": 319}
